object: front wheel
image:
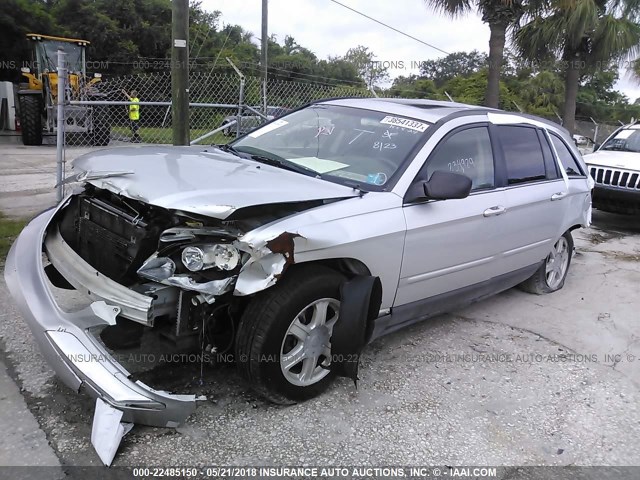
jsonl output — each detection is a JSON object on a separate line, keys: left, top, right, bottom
{"left": 235, "top": 265, "right": 345, "bottom": 404}
{"left": 519, "top": 231, "right": 574, "bottom": 294}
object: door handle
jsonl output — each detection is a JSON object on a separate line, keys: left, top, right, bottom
{"left": 551, "top": 192, "right": 568, "bottom": 201}
{"left": 483, "top": 205, "right": 506, "bottom": 217}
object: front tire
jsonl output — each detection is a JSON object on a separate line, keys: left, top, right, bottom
{"left": 519, "top": 231, "right": 574, "bottom": 294}
{"left": 235, "top": 265, "right": 345, "bottom": 404}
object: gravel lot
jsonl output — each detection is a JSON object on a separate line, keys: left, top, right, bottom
{"left": 1, "top": 145, "right": 639, "bottom": 470}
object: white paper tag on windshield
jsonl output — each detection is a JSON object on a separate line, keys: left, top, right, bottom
{"left": 380, "top": 116, "right": 428, "bottom": 132}
{"left": 248, "top": 119, "right": 288, "bottom": 138}
{"left": 615, "top": 129, "right": 634, "bottom": 139}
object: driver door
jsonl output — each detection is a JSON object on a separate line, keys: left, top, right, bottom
{"left": 395, "top": 124, "right": 509, "bottom": 307}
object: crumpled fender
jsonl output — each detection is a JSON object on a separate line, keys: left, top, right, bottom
{"left": 331, "top": 275, "right": 382, "bottom": 385}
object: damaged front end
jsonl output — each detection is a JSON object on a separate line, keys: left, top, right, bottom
{"left": 5, "top": 168, "right": 379, "bottom": 464}
{"left": 4, "top": 184, "right": 344, "bottom": 418}
{"left": 4, "top": 206, "right": 198, "bottom": 429}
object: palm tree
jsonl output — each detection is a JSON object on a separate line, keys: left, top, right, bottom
{"left": 516, "top": 0, "right": 640, "bottom": 133}
{"left": 424, "top": 0, "right": 524, "bottom": 108}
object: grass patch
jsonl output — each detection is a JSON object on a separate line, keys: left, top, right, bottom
{"left": 0, "top": 214, "right": 27, "bottom": 265}
{"left": 111, "top": 126, "right": 232, "bottom": 145}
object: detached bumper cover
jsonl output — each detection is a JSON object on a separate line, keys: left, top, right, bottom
{"left": 4, "top": 209, "right": 196, "bottom": 427}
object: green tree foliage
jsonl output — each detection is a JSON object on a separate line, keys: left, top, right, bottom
{"left": 515, "top": 0, "right": 640, "bottom": 132}
{"left": 419, "top": 51, "right": 488, "bottom": 87}
{"left": 0, "top": 0, "right": 56, "bottom": 81}
{"left": 424, "top": 0, "right": 526, "bottom": 108}
{"left": 343, "top": 45, "right": 390, "bottom": 88}
{"left": 387, "top": 50, "right": 639, "bottom": 124}
{"left": 1, "top": 0, "right": 366, "bottom": 85}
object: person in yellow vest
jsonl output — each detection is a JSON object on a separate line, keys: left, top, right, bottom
{"left": 122, "top": 89, "right": 141, "bottom": 143}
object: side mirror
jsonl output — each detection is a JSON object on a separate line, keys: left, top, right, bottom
{"left": 422, "top": 171, "right": 472, "bottom": 200}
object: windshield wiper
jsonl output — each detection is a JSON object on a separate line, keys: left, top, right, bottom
{"left": 231, "top": 146, "right": 320, "bottom": 177}
{"left": 213, "top": 143, "right": 242, "bottom": 157}
{"left": 246, "top": 154, "right": 320, "bottom": 177}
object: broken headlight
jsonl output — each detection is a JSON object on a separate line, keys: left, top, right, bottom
{"left": 181, "top": 244, "right": 240, "bottom": 272}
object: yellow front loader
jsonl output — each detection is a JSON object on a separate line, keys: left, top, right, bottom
{"left": 18, "top": 33, "right": 109, "bottom": 146}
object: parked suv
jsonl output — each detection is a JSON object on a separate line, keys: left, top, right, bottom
{"left": 5, "top": 98, "right": 593, "bottom": 431}
{"left": 584, "top": 122, "right": 640, "bottom": 214}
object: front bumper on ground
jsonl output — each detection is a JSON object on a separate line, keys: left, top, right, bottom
{"left": 4, "top": 209, "right": 196, "bottom": 427}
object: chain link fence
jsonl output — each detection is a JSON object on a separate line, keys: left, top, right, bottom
{"left": 57, "top": 70, "right": 373, "bottom": 149}
{"left": 55, "top": 68, "right": 622, "bottom": 150}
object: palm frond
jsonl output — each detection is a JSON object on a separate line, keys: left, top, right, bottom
{"left": 592, "top": 15, "right": 640, "bottom": 61}
{"left": 563, "top": 0, "right": 600, "bottom": 48}
{"left": 515, "top": 13, "right": 567, "bottom": 60}
{"left": 423, "top": 0, "right": 474, "bottom": 17}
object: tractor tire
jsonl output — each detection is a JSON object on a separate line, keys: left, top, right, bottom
{"left": 92, "top": 105, "right": 111, "bottom": 146}
{"left": 19, "top": 94, "right": 43, "bottom": 146}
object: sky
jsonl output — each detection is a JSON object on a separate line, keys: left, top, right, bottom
{"left": 201, "top": 0, "right": 640, "bottom": 103}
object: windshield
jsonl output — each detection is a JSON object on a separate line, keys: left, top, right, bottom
{"left": 38, "top": 41, "right": 84, "bottom": 73}
{"left": 232, "top": 104, "right": 431, "bottom": 189}
{"left": 600, "top": 127, "right": 640, "bottom": 153}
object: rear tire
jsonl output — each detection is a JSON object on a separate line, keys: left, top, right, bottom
{"left": 19, "top": 94, "right": 43, "bottom": 146}
{"left": 235, "top": 265, "right": 345, "bottom": 404}
{"left": 519, "top": 231, "right": 574, "bottom": 295}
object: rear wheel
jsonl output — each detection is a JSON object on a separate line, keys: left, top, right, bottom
{"left": 18, "top": 94, "right": 43, "bottom": 146}
{"left": 235, "top": 265, "right": 344, "bottom": 404}
{"left": 519, "top": 231, "right": 574, "bottom": 294}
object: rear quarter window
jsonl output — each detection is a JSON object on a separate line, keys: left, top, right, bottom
{"left": 550, "top": 134, "right": 585, "bottom": 177}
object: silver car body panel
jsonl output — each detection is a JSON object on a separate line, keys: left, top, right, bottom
{"left": 73, "top": 146, "right": 360, "bottom": 219}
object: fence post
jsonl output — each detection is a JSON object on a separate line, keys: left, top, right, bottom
{"left": 56, "top": 48, "right": 66, "bottom": 203}
{"left": 590, "top": 117, "right": 599, "bottom": 144}
{"left": 226, "top": 58, "right": 245, "bottom": 139}
{"left": 237, "top": 77, "right": 245, "bottom": 139}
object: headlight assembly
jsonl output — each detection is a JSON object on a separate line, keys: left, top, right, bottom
{"left": 181, "top": 244, "right": 240, "bottom": 272}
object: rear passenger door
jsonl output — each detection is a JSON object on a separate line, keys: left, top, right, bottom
{"left": 496, "top": 125, "right": 568, "bottom": 271}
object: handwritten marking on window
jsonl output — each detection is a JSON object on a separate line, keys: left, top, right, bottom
{"left": 382, "top": 130, "right": 398, "bottom": 139}
{"left": 348, "top": 129, "right": 374, "bottom": 144}
{"left": 448, "top": 157, "right": 474, "bottom": 173}
{"left": 373, "top": 142, "right": 397, "bottom": 151}
{"left": 315, "top": 125, "right": 335, "bottom": 138}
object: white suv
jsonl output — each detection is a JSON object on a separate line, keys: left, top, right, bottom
{"left": 584, "top": 122, "right": 640, "bottom": 215}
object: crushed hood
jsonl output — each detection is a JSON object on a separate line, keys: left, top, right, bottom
{"left": 72, "top": 146, "right": 359, "bottom": 219}
{"left": 584, "top": 150, "right": 640, "bottom": 171}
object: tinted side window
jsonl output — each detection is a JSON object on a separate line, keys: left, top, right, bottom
{"left": 550, "top": 134, "right": 584, "bottom": 176}
{"left": 497, "top": 126, "right": 546, "bottom": 185}
{"left": 425, "top": 127, "right": 495, "bottom": 190}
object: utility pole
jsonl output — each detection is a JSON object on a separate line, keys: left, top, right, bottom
{"left": 172, "top": 0, "right": 189, "bottom": 145}
{"left": 261, "top": 0, "right": 268, "bottom": 115}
